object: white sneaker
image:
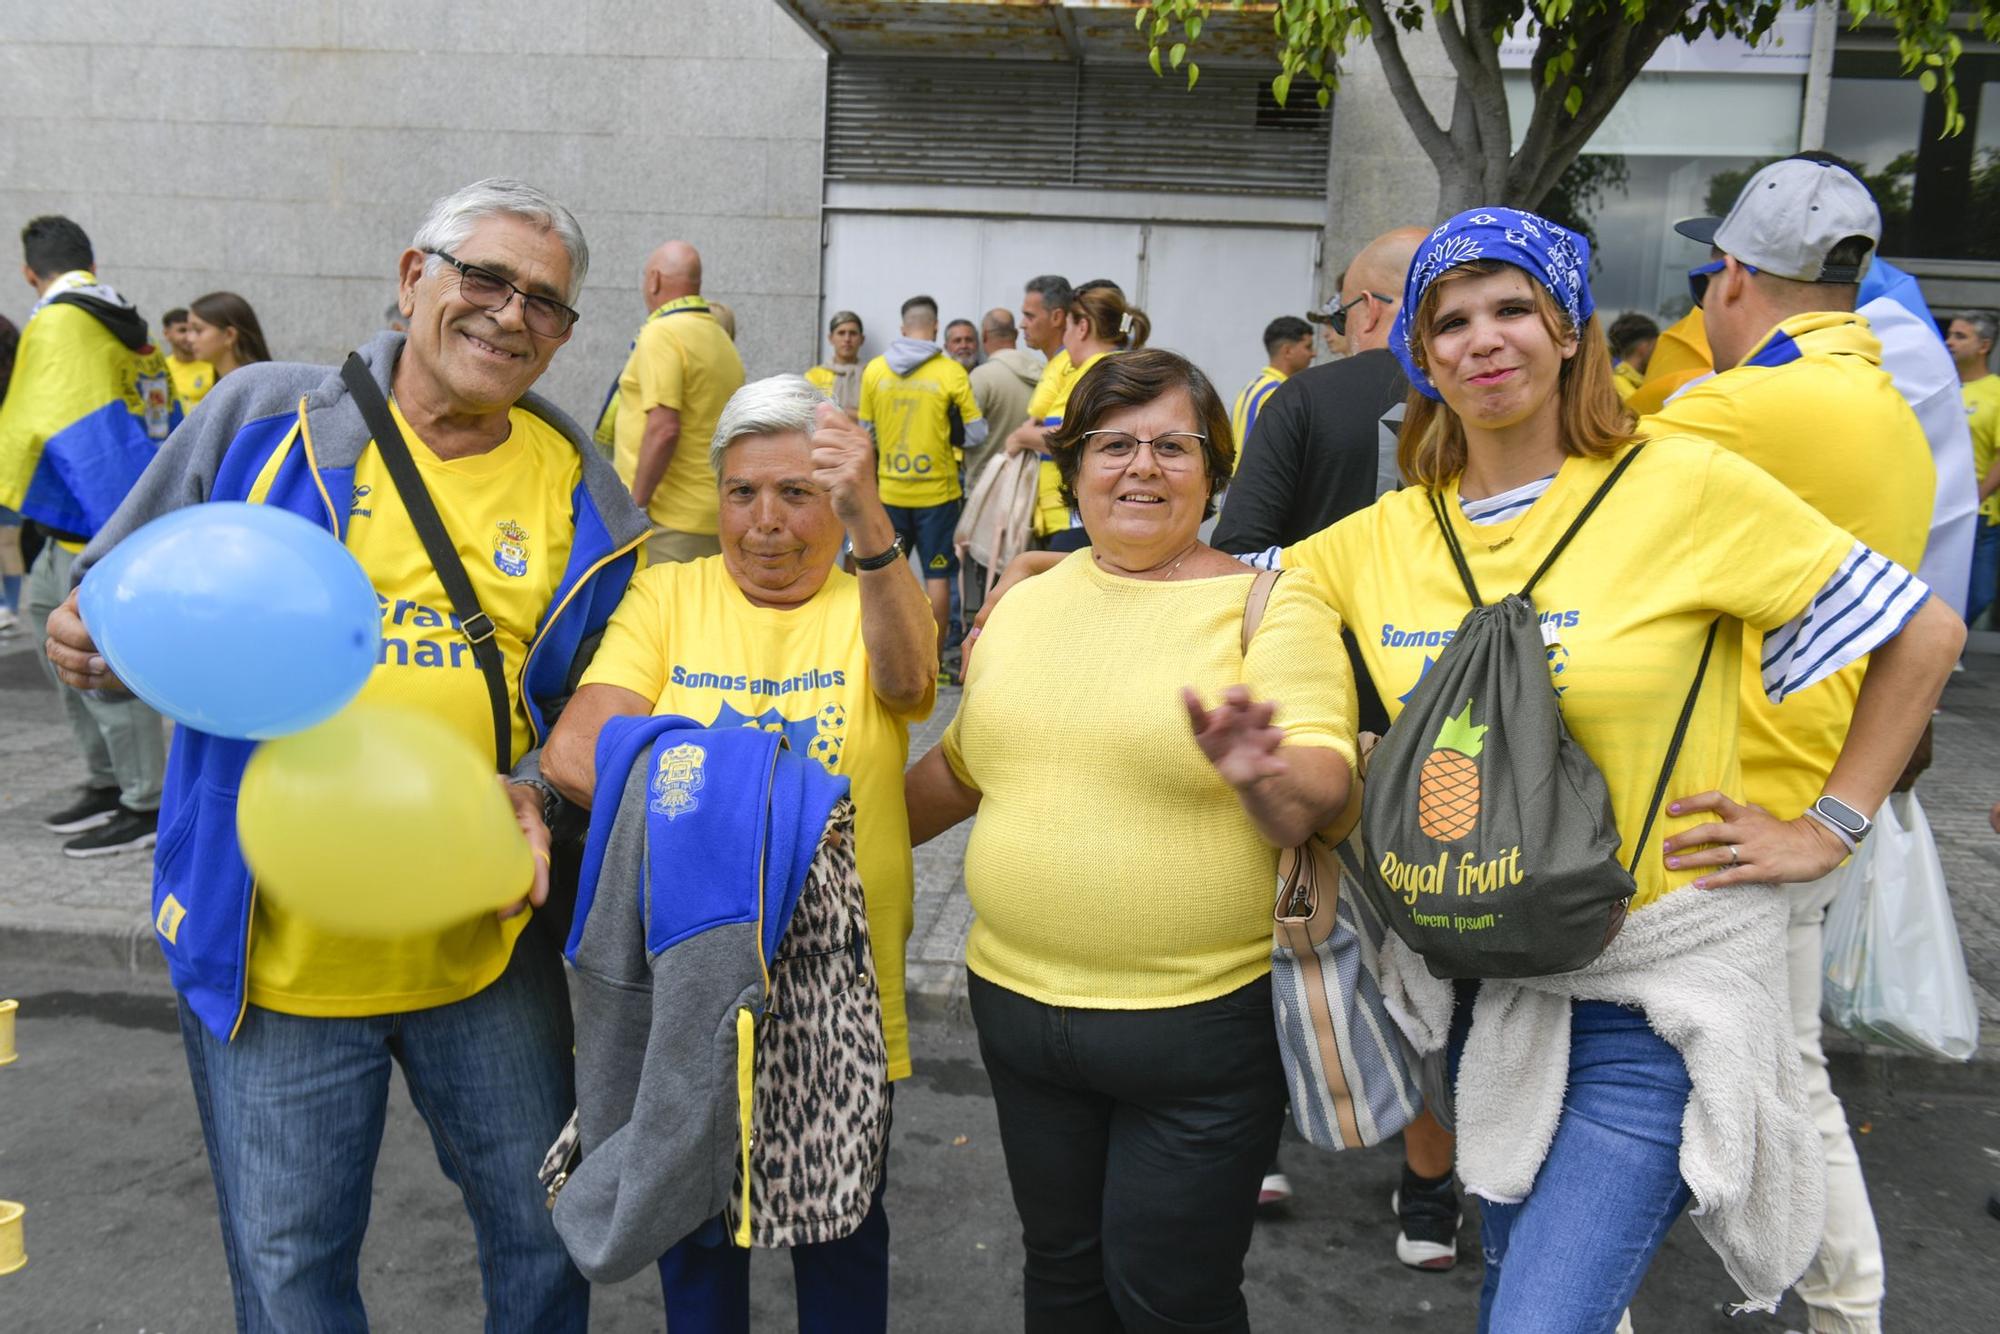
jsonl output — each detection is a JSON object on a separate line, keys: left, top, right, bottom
{"left": 1391, "top": 1186, "right": 1462, "bottom": 1271}
{"left": 1257, "top": 1172, "right": 1293, "bottom": 1209}
{"left": 0, "top": 606, "right": 17, "bottom": 634}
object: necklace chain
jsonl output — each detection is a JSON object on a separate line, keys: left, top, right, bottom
{"left": 1095, "top": 538, "right": 1201, "bottom": 581}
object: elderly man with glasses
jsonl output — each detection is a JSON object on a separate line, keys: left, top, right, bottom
{"left": 1213, "top": 226, "right": 1423, "bottom": 578}
{"left": 45, "top": 178, "right": 651, "bottom": 1332}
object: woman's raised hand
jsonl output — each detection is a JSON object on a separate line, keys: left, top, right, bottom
{"left": 1182, "top": 685, "right": 1288, "bottom": 791}
{"left": 809, "top": 401, "right": 880, "bottom": 528}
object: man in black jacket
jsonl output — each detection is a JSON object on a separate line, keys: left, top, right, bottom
{"left": 1213, "top": 225, "right": 1425, "bottom": 735}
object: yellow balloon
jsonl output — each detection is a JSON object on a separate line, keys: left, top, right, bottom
{"left": 238, "top": 701, "right": 532, "bottom": 937}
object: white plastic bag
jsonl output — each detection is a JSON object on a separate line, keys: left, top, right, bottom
{"left": 1821, "top": 792, "right": 1981, "bottom": 1062}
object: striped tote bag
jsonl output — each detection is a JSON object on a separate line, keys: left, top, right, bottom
{"left": 1270, "top": 828, "right": 1426, "bottom": 1151}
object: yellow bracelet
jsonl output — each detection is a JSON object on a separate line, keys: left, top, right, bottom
{"left": 532, "top": 848, "right": 550, "bottom": 864}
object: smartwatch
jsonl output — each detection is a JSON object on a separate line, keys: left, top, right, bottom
{"left": 853, "top": 536, "right": 907, "bottom": 572}
{"left": 1804, "top": 795, "right": 1871, "bottom": 852}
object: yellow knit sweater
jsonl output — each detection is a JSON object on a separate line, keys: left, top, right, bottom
{"left": 942, "top": 554, "right": 1357, "bottom": 1009}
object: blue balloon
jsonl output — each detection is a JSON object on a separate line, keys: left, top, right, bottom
{"left": 79, "top": 503, "right": 381, "bottom": 739}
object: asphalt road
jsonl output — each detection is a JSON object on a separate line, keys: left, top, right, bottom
{"left": 0, "top": 962, "right": 1995, "bottom": 1333}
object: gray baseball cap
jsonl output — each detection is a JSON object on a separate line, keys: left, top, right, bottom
{"left": 1673, "top": 157, "right": 1881, "bottom": 284}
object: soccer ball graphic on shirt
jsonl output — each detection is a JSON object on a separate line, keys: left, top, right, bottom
{"left": 712, "top": 700, "right": 848, "bottom": 773}
{"left": 808, "top": 703, "right": 847, "bottom": 770}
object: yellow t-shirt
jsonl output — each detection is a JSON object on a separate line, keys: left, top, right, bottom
{"left": 246, "top": 402, "right": 582, "bottom": 1016}
{"left": 1642, "top": 312, "right": 1933, "bottom": 822}
{"left": 1028, "top": 350, "right": 1109, "bottom": 537}
{"left": 1612, "top": 361, "right": 1643, "bottom": 402}
{"left": 1626, "top": 308, "right": 1712, "bottom": 416}
{"left": 613, "top": 302, "right": 745, "bottom": 536}
{"left": 942, "top": 555, "right": 1357, "bottom": 1009}
{"left": 1231, "top": 366, "right": 1287, "bottom": 449}
{"left": 1284, "top": 436, "right": 1851, "bottom": 913}
{"left": 579, "top": 557, "right": 934, "bottom": 1080}
{"left": 858, "top": 352, "right": 982, "bottom": 507}
{"left": 166, "top": 356, "right": 213, "bottom": 410}
{"left": 1025, "top": 349, "right": 1073, "bottom": 421}
{"left": 1963, "top": 374, "right": 2000, "bottom": 526}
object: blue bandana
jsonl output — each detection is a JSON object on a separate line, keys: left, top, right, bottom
{"left": 1391, "top": 207, "right": 1595, "bottom": 401}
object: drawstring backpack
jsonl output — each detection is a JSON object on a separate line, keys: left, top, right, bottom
{"left": 1355, "top": 445, "right": 1718, "bottom": 978}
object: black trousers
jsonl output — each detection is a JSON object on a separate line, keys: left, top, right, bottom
{"left": 967, "top": 971, "right": 1288, "bottom": 1334}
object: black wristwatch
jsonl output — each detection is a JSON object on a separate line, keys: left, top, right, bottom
{"left": 853, "top": 536, "right": 906, "bottom": 572}
{"left": 511, "top": 777, "right": 563, "bottom": 829}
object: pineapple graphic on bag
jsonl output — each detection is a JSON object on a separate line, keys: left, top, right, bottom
{"left": 1417, "top": 700, "right": 1486, "bottom": 841}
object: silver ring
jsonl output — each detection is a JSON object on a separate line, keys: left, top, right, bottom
{"left": 1728, "top": 845, "right": 1741, "bottom": 865}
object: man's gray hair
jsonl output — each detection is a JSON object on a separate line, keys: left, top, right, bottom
{"left": 711, "top": 374, "right": 830, "bottom": 475}
{"left": 410, "top": 178, "right": 590, "bottom": 303}
{"left": 1957, "top": 310, "right": 1999, "bottom": 346}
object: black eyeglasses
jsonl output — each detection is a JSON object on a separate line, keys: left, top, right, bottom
{"left": 427, "top": 250, "right": 580, "bottom": 337}
{"left": 1323, "top": 291, "right": 1395, "bottom": 337}
{"left": 1686, "top": 258, "right": 1757, "bottom": 310}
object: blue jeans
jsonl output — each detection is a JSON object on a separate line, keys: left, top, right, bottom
{"left": 1968, "top": 519, "right": 2000, "bottom": 626}
{"left": 656, "top": 1130, "right": 892, "bottom": 1334}
{"left": 0, "top": 503, "right": 21, "bottom": 613}
{"left": 1453, "top": 994, "right": 1693, "bottom": 1334}
{"left": 178, "top": 924, "right": 587, "bottom": 1333}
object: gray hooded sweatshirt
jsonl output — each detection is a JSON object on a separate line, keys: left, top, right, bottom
{"left": 878, "top": 337, "right": 989, "bottom": 456}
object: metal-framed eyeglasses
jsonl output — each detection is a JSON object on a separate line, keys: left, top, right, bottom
{"left": 427, "top": 250, "right": 581, "bottom": 337}
{"left": 1686, "top": 258, "right": 1757, "bottom": 310}
{"left": 1078, "top": 430, "right": 1209, "bottom": 469}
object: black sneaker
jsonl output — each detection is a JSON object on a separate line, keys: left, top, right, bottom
{"left": 42, "top": 786, "right": 123, "bottom": 834}
{"left": 1391, "top": 1167, "right": 1462, "bottom": 1271}
{"left": 62, "top": 806, "right": 158, "bottom": 859}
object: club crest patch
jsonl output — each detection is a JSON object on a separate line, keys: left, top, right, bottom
{"left": 649, "top": 742, "right": 706, "bottom": 820}
{"left": 493, "top": 519, "right": 529, "bottom": 577}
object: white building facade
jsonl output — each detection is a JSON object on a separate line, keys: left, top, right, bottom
{"left": 3, "top": 0, "right": 1987, "bottom": 432}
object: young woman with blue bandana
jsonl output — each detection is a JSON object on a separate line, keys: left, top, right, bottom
{"left": 1274, "top": 208, "right": 1964, "bottom": 1329}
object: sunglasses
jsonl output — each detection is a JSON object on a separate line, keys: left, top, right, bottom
{"left": 427, "top": 249, "right": 581, "bottom": 337}
{"left": 1687, "top": 258, "right": 1758, "bottom": 310}
{"left": 1321, "top": 291, "right": 1396, "bottom": 337}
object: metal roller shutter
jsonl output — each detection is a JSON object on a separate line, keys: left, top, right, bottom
{"left": 825, "top": 57, "right": 1330, "bottom": 198}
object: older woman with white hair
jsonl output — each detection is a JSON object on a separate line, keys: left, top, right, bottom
{"left": 541, "top": 373, "right": 936, "bottom": 1332}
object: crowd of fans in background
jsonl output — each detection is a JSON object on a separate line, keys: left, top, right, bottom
{"left": 0, "top": 151, "right": 1988, "bottom": 1334}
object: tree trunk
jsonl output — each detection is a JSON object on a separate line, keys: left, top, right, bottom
{"left": 1433, "top": 65, "right": 1515, "bottom": 215}
{"left": 1435, "top": 154, "right": 1490, "bottom": 217}
{"left": 1415, "top": 6, "right": 1684, "bottom": 216}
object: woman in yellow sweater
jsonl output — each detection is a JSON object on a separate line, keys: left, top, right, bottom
{"left": 904, "top": 349, "right": 1357, "bottom": 1331}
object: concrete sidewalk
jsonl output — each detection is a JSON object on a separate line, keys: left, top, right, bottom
{"left": 4, "top": 629, "right": 1998, "bottom": 1073}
